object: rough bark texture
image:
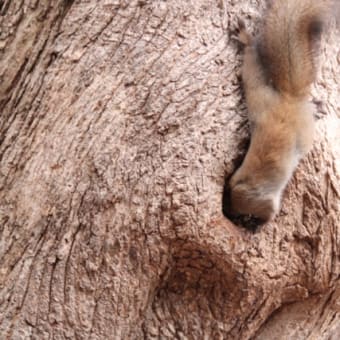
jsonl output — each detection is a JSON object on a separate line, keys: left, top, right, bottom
{"left": 0, "top": 0, "right": 339, "bottom": 339}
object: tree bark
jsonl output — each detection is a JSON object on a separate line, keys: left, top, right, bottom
{"left": 0, "top": 0, "right": 339, "bottom": 339}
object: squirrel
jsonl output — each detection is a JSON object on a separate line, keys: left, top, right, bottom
{"left": 229, "top": 0, "right": 331, "bottom": 222}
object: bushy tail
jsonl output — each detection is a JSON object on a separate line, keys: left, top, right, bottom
{"left": 258, "top": 0, "right": 329, "bottom": 97}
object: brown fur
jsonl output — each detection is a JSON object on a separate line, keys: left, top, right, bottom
{"left": 229, "top": 0, "right": 330, "bottom": 222}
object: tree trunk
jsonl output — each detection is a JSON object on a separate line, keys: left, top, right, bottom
{"left": 0, "top": 0, "right": 339, "bottom": 339}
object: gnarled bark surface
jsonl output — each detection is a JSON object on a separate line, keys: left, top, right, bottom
{"left": 0, "top": 0, "right": 339, "bottom": 339}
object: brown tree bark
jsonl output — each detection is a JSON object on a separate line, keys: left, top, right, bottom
{"left": 0, "top": 0, "right": 339, "bottom": 339}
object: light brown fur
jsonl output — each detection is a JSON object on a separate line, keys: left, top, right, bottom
{"left": 229, "top": 0, "right": 330, "bottom": 222}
